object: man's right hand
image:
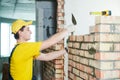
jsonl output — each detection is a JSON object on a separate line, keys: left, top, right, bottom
{"left": 66, "top": 25, "right": 77, "bottom": 33}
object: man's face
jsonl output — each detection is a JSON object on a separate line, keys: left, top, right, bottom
{"left": 19, "top": 26, "right": 32, "bottom": 41}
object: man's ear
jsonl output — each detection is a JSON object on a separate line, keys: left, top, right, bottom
{"left": 18, "top": 30, "right": 22, "bottom": 36}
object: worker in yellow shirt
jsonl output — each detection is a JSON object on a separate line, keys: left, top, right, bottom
{"left": 9, "top": 19, "right": 76, "bottom": 80}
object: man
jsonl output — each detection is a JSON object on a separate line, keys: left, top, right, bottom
{"left": 10, "top": 19, "right": 76, "bottom": 80}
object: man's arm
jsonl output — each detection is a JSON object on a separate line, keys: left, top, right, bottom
{"left": 40, "top": 29, "right": 69, "bottom": 50}
{"left": 35, "top": 49, "right": 66, "bottom": 61}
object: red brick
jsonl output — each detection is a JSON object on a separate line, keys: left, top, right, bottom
{"left": 57, "top": 17, "right": 64, "bottom": 21}
{"left": 80, "top": 71, "right": 88, "bottom": 80}
{"left": 78, "top": 50, "right": 85, "bottom": 57}
{"left": 84, "top": 50, "right": 94, "bottom": 59}
{"left": 55, "top": 64, "right": 63, "bottom": 69}
{"left": 68, "top": 66, "right": 72, "bottom": 72}
{"left": 75, "top": 49, "right": 80, "bottom": 56}
{"left": 73, "top": 42, "right": 80, "bottom": 49}
{"left": 54, "top": 60, "right": 63, "bottom": 64}
{"left": 57, "top": 5, "right": 64, "bottom": 9}
{"left": 69, "top": 72, "right": 76, "bottom": 80}
{"left": 89, "top": 75, "right": 97, "bottom": 80}
{"left": 70, "top": 60, "right": 76, "bottom": 68}
{"left": 68, "top": 54, "right": 73, "bottom": 60}
{"left": 95, "top": 52, "right": 120, "bottom": 60}
{"left": 73, "top": 55, "right": 78, "bottom": 62}
{"left": 54, "top": 78, "right": 63, "bottom": 80}
{"left": 57, "top": 0, "right": 64, "bottom": 2}
{"left": 79, "top": 64, "right": 85, "bottom": 71}
{"left": 68, "top": 60, "right": 72, "bottom": 66}
{"left": 57, "top": 1, "right": 64, "bottom": 6}
{"left": 69, "top": 48, "right": 77, "bottom": 55}
{"left": 94, "top": 52, "right": 100, "bottom": 60}
{"left": 98, "top": 43, "right": 114, "bottom": 51}
{"left": 76, "top": 35, "right": 84, "bottom": 42}
{"left": 81, "top": 43, "right": 88, "bottom": 50}
{"left": 57, "top": 12, "right": 64, "bottom": 17}
{"left": 95, "top": 69, "right": 102, "bottom": 78}
{"left": 114, "top": 43, "right": 120, "bottom": 51}
{"left": 80, "top": 57, "right": 89, "bottom": 65}
{"left": 69, "top": 60, "right": 75, "bottom": 67}
{"left": 114, "top": 61, "right": 120, "bottom": 69}
{"left": 57, "top": 20, "right": 64, "bottom": 25}
{"left": 72, "top": 68, "right": 80, "bottom": 76}
{"left": 55, "top": 74, "right": 63, "bottom": 78}
{"left": 101, "top": 62, "right": 113, "bottom": 70}
{"left": 56, "top": 69, "right": 63, "bottom": 74}
{"left": 68, "top": 42, "right": 72, "bottom": 47}
{"left": 76, "top": 63, "right": 80, "bottom": 70}
{"left": 90, "top": 24, "right": 120, "bottom": 33}
{"left": 84, "top": 34, "right": 91, "bottom": 42}
{"left": 94, "top": 33, "right": 120, "bottom": 42}
{"left": 89, "top": 60, "right": 100, "bottom": 69}
{"left": 95, "top": 69, "right": 120, "bottom": 79}
{"left": 76, "top": 76, "right": 82, "bottom": 80}
{"left": 69, "top": 35, "right": 76, "bottom": 41}
{"left": 84, "top": 66, "right": 94, "bottom": 74}
{"left": 57, "top": 8, "right": 64, "bottom": 13}
{"left": 95, "top": 16, "right": 120, "bottom": 24}
{"left": 82, "top": 34, "right": 94, "bottom": 42}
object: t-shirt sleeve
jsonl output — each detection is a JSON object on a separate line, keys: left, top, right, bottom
{"left": 22, "top": 42, "right": 42, "bottom": 59}
{"left": 33, "top": 42, "right": 42, "bottom": 58}
{"left": 30, "top": 42, "right": 42, "bottom": 58}
{"left": 30, "top": 42, "right": 42, "bottom": 57}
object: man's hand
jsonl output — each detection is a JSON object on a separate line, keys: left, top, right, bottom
{"left": 66, "top": 25, "right": 77, "bottom": 33}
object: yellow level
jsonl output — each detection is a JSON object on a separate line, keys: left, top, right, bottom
{"left": 90, "top": 10, "right": 111, "bottom": 16}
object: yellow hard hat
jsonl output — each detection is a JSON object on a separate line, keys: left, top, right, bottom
{"left": 11, "top": 19, "right": 32, "bottom": 34}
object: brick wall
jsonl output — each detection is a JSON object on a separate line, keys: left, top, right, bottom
{"left": 42, "top": 1, "right": 120, "bottom": 80}
{"left": 68, "top": 16, "right": 120, "bottom": 80}
{"left": 42, "top": 44, "right": 64, "bottom": 80}
{"left": 43, "top": 0, "right": 65, "bottom": 80}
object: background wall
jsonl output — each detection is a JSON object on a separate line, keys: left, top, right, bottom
{"left": 64, "top": 0, "right": 120, "bottom": 35}
{"left": 0, "top": 0, "right": 35, "bottom": 20}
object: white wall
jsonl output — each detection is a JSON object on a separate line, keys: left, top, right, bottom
{"left": 64, "top": 0, "right": 120, "bottom": 35}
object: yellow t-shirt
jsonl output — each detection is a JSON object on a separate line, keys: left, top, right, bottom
{"left": 10, "top": 42, "right": 42, "bottom": 80}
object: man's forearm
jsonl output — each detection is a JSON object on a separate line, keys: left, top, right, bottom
{"left": 41, "top": 29, "right": 69, "bottom": 50}
{"left": 36, "top": 49, "right": 66, "bottom": 61}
